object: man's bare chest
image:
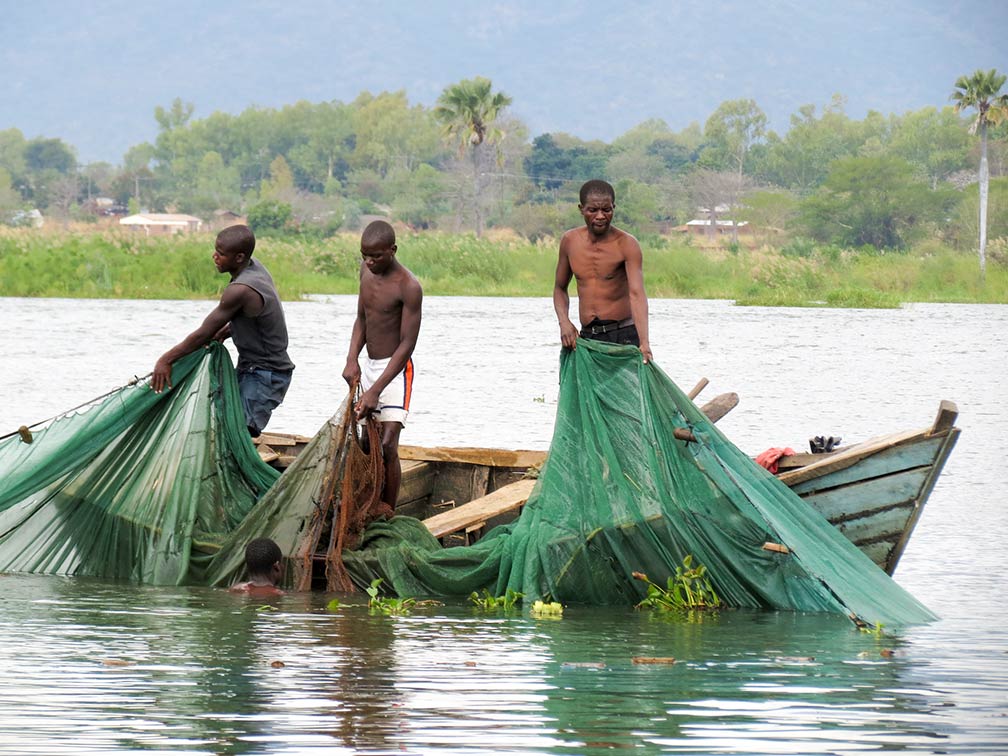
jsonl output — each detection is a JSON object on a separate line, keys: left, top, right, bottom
{"left": 571, "top": 248, "right": 627, "bottom": 281}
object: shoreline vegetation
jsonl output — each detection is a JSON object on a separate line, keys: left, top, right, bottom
{"left": 1, "top": 226, "right": 1006, "bottom": 307}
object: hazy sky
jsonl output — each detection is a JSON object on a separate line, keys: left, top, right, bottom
{"left": 3, "top": 0, "right": 1006, "bottom": 164}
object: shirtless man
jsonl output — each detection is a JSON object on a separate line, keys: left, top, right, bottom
{"left": 151, "top": 224, "right": 294, "bottom": 436}
{"left": 342, "top": 220, "right": 423, "bottom": 509}
{"left": 229, "top": 537, "right": 284, "bottom": 596}
{"left": 553, "top": 179, "right": 651, "bottom": 363}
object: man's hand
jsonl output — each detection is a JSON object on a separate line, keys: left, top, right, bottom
{"left": 559, "top": 320, "right": 579, "bottom": 350}
{"left": 640, "top": 342, "right": 653, "bottom": 364}
{"left": 354, "top": 387, "right": 379, "bottom": 420}
{"left": 151, "top": 357, "right": 172, "bottom": 393}
{"left": 342, "top": 359, "right": 361, "bottom": 387}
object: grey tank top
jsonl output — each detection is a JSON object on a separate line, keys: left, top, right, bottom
{"left": 228, "top": 259, "right": 295, "bottom": 373}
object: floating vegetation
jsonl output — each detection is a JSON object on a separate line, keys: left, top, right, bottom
{"left": 366, "top": 578, "right": 416, "bottom": 616}
{"left": 530, "top": 600, "right": 563, "bottom": 617}
{"left": 633, "top": 555, "right": 722, "bottom": 613}
{"left": 469, "top": 588, "right": 523, "bottom": 612}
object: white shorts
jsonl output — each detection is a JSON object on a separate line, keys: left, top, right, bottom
{"left": 359, "top": 356, "right": 414, "bottom": 426}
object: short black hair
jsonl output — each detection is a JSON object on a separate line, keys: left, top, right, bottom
{"left": 244, "top": 537, "right": 281, "bottom": 574}
{"left": 217, "top": 224, "right": 256, "bottom": 257}
{"left": 579, "top": 180, "right": 616, "bottom": 205}
{"left": 361, "top": 220, "right": 396, "bottom": 249}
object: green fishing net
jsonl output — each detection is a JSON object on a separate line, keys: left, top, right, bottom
{"left": 341, "top": 340, "right": 936, "bottom": 626}
{"left": 0, "top": 343, "right": 278, "bottom": 584}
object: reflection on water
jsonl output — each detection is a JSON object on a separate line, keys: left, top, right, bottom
{"left": 3, "top": 576, "right": 995, "bottom": 755}
{"left": 1, "top": 296, "right": 1007, "bottom": 752}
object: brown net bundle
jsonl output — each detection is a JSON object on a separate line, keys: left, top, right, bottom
{"left": 291, "top": 384, "right": 385, "bottom": 592}
{"left": 326, "top": 413, "right": 385, "bottom": 592}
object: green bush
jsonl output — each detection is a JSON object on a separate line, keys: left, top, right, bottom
{"left": 247, "top": 200, "right": 294, "bottom": 234}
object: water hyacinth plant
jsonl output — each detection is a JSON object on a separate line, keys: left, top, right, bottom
{"left": 469, "top": 588, "right": 523, "bottom": 612}
{"left": 633, "top": 555, "right": 722, "bottom": 612}
{"left": 366, "top": 578, "right": 416, "bottom": 616}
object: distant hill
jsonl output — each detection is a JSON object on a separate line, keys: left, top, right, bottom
{"left": 2, "top": 0, "right": 1005, "bottom": 164}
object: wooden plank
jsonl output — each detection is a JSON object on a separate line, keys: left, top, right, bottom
{"left": 698, "top": 392, "right": 739, "bottom": 424}
{"left": 774, "top": 428, "right": 928, "bottom": 487}
{"left": 254, "top": 432, "right": 307, "bottom": 447}
{"left": 399, "top": 445, "right": 547, "bottom": 469}
{"left": 886, "top": 428, "right": 960, "bottom": 573}
{"left": 929, "top": 400, "right": 958, "bottom": 435}
{"left": 256, "top": 444, "right": 280, "bottom": 464}
{"left": 786, "top": 436, "right": 945, "bottom": 495}
{"left": 422, "top": 479, "right": 537, "bottom": 539}
{"left": 799, "top": 468, "right": 930, "bottom": 522}
{"left": 395, "top": 460, "right": 436, "bottom": 511}
{"left": 687, "top": 378, "right": 709, "bottom": 400}
{"left": 856, "top": 541, "right": 895, "bottom": 571}
{"left": 830, "top": 505, "right": 914, "bottom": 545}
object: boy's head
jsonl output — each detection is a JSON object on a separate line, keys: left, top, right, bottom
{"left": 214, "top": 225, "right": 256, "bottom": 274}
{"left": 244, "top": 537, "right": 282, "bottom": 579}
{"left": 361, "top": 220, "right": 396, "bottom": 250}
{"left": 360, "top": 220, "right": 398, "bottom": 275}
{"left": 216, "top": 224, "right": 256, "bottom": 257}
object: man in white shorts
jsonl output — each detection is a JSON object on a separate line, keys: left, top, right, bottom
{"left": 342, "top": 220, "right": 423, "bottom": 509}
{"left": 359, "top": 356, "right": 414, "bottom": 427}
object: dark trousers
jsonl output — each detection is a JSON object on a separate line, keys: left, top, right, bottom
{"left": 580, "top": 318, "right": 640, "bottom": 347}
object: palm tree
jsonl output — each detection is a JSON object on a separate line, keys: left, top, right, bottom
{"left": 434, "top": 77, "right": 512, "bottom": 236}
{"left": 951, "top": 69, "right": 1008, "bottom": 280}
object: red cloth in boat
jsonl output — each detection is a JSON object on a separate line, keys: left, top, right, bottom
{"left": 755, "top": 447, "right": 796, "bottom": 474}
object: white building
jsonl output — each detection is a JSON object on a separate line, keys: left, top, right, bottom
{"left": 119, "top": 213, "right": 202, "bottom": 235}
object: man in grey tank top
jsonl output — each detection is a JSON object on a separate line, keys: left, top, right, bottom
{"left": 151, "top": 225, "right": 294, "bottom": 436}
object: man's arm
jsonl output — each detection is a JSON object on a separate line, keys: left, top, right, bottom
{"left": 151, "top": 285, "right": 249, "bottom": 393}
{"left": 623, "top": 239, "right": 651, "bottom": 363}
{"left": 342, "top": 285, "right": 367, "bottom": 387}
{"left": 355, "top": 278, "right": 423, "bottom": 419}
{"left": 553, "top": 235, "right": 579, "bottom": 350}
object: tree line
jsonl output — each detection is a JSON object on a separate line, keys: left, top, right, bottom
{"left": 1, "top": 73, "right": 1006, "bottom": 267}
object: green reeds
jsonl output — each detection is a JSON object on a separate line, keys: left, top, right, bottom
{"left": 2, "top": 227, "right": 1005, "bottom": 305}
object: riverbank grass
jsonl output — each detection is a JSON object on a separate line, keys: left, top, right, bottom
{"left": 1, "top": 227, "right": 1004, "bottom": 305}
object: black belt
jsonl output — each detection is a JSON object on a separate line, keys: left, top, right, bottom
{"left": 583, "top": 317, "right": 634, "bottom": 335}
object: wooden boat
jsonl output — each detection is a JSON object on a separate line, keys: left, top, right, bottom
{"left": 253, "top": 399, "right": 959, "bottom": 576}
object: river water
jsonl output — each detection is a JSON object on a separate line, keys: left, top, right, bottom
{"left": 0, "top": 295, "right": 1006, "bottom": 754}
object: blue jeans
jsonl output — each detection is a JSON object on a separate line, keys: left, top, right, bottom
{"left": 237, "top": 368, "right": 293, "bottom": 436}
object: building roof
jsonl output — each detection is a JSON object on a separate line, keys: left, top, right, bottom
{"left": 120, "top": 213, "right": 202, "bottom": 226}
{"left": 685, "top": 219, "right": 748, "bottom": 227}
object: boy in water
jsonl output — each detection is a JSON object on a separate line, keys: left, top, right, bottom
{"left": 342, "top": 220, "right": 423, "bottom": 510}
{"left": 553, "top": 179, "right": 651, "bottom": 363}
{"left": 230, "top": 537, "right": 284, "bottom": 596}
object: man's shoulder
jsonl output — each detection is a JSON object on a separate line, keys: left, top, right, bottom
{"left": 396, "top": 263, "right": 423, "bottom": 293}
{"left": 612, "top": 225, "right": 641, "bottom": 248}
{"left": 560, "top": 226, "right": 588, "bottom": 248}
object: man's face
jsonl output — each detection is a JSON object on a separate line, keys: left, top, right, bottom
{"left": 361, "top": 242, "right": 397, "bottom": 275}
{"left": 213, "top": 242, "right": 244, "bottom": 273}
{"left": 579, "top": 193, "right": 615, "bottom": 236}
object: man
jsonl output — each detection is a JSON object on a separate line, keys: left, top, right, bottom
{"left": 553, "top": 179, "right": 652, "bottom": 363}
{"left": 151, "top": 224, "right": 294, "bottom": 436}
{"left": 229, "top": 537, "right": 284, "bottom": 595}
{"left": 342, "top": 220, "right": 423, "bottom": 510}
